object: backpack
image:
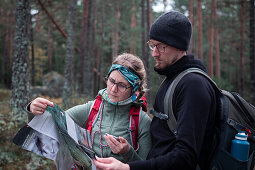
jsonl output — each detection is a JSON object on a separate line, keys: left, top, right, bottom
{"left": 163, "top": 68, "right": 255, "bottom": 170}
{"left": 85, "top": 94, "right": 147, "bottom": 151}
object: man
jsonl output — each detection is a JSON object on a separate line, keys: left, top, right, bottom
{"left": 94, "top": 10, "right": 217, "bottom": 170}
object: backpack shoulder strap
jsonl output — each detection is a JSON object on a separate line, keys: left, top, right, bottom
{"left": 129, "top": 106, "right": 140, "bottom": 151}
{"left": 164, "top": 68, "right": 219, "bottom": 132}
{"left": 131, "top": 93, "right": 147, "bottom": 151}
{"left": 129, "top": 93, "right": 147, "bottom": 151}
{"left": 85, "top": 95, "right": 103, "bottom": 134}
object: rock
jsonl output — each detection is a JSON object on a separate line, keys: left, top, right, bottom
{"left": 31, "top": 71, "right": 64, "bottom": 98}
{"left": 42, "top": 71, "right": 64, "bottom": 97}
{"left": 31, "top": 86, "right": 49, "bottom": 97}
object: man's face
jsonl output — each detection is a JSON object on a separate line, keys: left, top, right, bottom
{"left": 149, "top": 39, "right": 182, "bottom": 70}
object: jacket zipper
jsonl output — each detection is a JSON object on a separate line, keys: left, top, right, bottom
{"left": 108, "top": 105, "right": 117, "bottom": 135}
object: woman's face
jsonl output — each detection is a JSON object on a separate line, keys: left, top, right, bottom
{"left": 107, "top": 70, "right": 132, "bottom": 103}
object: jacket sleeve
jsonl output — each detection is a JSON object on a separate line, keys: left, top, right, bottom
{"left": 121, "top": 111, "right": 152, "bottom": 162}
{"left": 65, "top": 101, "right": 94, "bottom": 128}
{"left": 25, "top": 100, "right": 94, "bottom": 127}
{"left": 24, "top": 101, "right": 35, "bottom": 122}
{"left": 128, "top": 74, "right": 216, "bottom": 170}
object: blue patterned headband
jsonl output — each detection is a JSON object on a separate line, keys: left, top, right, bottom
{"left": 108, "top": 64, "right": 141, "bottom": 93}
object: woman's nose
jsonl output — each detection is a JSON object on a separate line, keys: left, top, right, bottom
{"left": 111, "top": 84, "right": 118, "bottom": 92}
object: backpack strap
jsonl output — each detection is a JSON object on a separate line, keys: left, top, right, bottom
{"left": 128, "top": 94, "right": 147, "bottom": 151}
{"left": 128, "top": 106, "right": 140, "bottom": 151}
{"left": 85, "top": 95, "right": 103, "bottom": 135}
{"left": 164, "top": 68, "right": 219, "bottom": 133}
{"left": 140, "top": 94, "right": 147, "bottom": 112}
{"left": 86, "top": 93, "right": 146, "bottom": 151}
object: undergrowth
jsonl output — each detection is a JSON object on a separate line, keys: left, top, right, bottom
{"left": 0, "top": 88, "right": 90, "bottom": 169}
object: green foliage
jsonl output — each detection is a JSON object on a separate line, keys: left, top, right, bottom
{"left": 0, "top": 89, "right": 54, "bottom": 169}
{"left": 1, "top": 0, "right": 253, "bottom": 97}
{"left": 212, "top": 76, "right": 234, "bottom": 92}
{"left": 172, "top": 0, "right": 253, "bottom": 99}
{"left": 30, "top": 47, "right": 48, "bottom": 85}
{"left": 0, "top": 88, "right": 93, "bottom": 169}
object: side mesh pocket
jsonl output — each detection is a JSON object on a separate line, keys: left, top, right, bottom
{"left": 209, "top": 122, "right": 254, "bottom": 170}
{"left": 210, "top": 149, "right": 253, "bottom": 170}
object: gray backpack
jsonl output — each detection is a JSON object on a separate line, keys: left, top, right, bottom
{"left": 163, "top": 68, "right": 255, "bottom": 170}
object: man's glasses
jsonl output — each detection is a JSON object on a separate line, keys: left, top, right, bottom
{"left": 147, "top": 41, "right": 168, "bottom": 53}
{"left": 106, "top": 77, "right": 132, "bottom": 93}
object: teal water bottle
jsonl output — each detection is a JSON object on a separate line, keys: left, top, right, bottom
{"left": 231, "top": 132, "right": 250, "bottom": 161}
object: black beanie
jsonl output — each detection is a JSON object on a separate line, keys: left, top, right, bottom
{"left": 149, "top": 11, "right": 192, "bottom": 51}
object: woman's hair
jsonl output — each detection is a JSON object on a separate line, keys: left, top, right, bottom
{"left": 112, "top": 53, "right": 147, "bottom": 96}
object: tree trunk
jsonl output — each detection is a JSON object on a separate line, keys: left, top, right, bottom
{"left": 77, "top": 0, "right": 89, "bottom": 94}
{"left": 2, "top": 10, "right": 9, "bottom": 84}
{"left": 98, "top": 0, "right": 105, "bottom": 90}
{"left": 35, "top": 12, "right": 40, "bottom": 34}
{"left": 0, "top": 8, "right": 3, "bottom": 84}
{"left": 92, "top": 0, "right": 97, "bottom": 96}
{"left": 250, "top": 0, "right": 255, "bottom": 104}
{"left": 240, "top": 0, "right": 245, "bottom": 95}
{"left": 47, "top": 20, "right": 53, "bottom": 72}
{"left": 208, "top": 0, "right": 215, "bottom": 77}
{"left": 214, "top": 29, "right": 220, "bottom": 77}
{"left": 146, "top": 0, "right": 151, "bottom": 106}
{"left": 188, "top": 0, "right": 193, "bottom": 54}
{"left": 30, "top": 15, "right": 35, "bottom": 86}
{"left": 130, "top": 0, "right": 136, "bottom": 54}
{"left": 212, "top": 0, "right": 220, "bottom": 78}
{"left": 141, "top": 0, "right": 145, "bottom": 63}
{"left": 113, "top": 1, "right": 120, "bottom": 59}
{"left": 83, "top": 0, "right": 93, "bottom": 97}
{"left": 62, "top": 0, "right": 77, "bottom": 109}
{"left": 38, "top": 0, "right": 67, "bottom": 38}
{"left": 208, "top": 26, "right": 213, "bottom": 77}
{"left": 197, "top": 0, "right": 203, "bottom": 61}
{"left": 38, "top": 0, "right": 79, "bottom": 54}
{"left": 8, "top": 10, "right": 14, "bottom": 87}
{"left": 11, "top": 0, "right": 30, "bottom": 119}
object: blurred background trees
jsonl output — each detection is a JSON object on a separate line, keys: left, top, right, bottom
{"left": 0, "top": 0, "right": 254, "bottom": 106}
{"left": 0, "top": 0, "right": 254, "bottom": 168}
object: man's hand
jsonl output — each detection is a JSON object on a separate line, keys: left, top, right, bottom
{"left": 104, "top": 134, "right": 130, "bottom": 154}
{"left": 30, "top": 97, "right": 54, "bottom": 115}
{"left": 94, "top": 157, "right": 130, "bottom": 170}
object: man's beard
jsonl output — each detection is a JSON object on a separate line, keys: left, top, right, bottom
{"left": 154, "top": 54, "right": 179, "bottom": 70}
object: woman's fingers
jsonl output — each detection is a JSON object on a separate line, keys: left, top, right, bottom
{"left": 104, "top": 135, "right": 130, "bottom": 154}
{"left": 30, "top": 97, "right": 54, "bottom": 115}
{"left": 118, "top": 137, "right": 127, "bottom": 143}
{"left": 117, "top": 137, "right": 130, "bottom": 154}
{"left": 35, "top": 97, "right": 54, "bottom": 107}
{"left": 104, "top": 134, "right": 119, "bottom": 145}
{"left": 104, "top": 135, "right": 120, "bottom": 154}
{"left": 38, "top": 97, "right": 54, "bottom": 107}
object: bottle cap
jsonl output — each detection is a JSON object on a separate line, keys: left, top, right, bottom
{"left": 235, "top": 132, "right": 248, "bottom": 140}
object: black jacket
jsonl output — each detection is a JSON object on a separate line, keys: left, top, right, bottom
{"left": 128, "top": 55, "right": 217, "bottom": 170}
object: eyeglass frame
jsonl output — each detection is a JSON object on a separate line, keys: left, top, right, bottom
{"left": 147, "top": 40, "right": 168, "bottom": 53}
{"left": 105, "top": 77, "right": 132, "bottom": 93}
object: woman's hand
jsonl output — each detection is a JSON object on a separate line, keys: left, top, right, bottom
{"left": 104, "top": 134, "right": 130, "bottom": 155}
{"left": 94, "top": 157, "right": 130, "bottom": 170}
{"left": 30, "top": 97, "right": 54, "bottom": 115}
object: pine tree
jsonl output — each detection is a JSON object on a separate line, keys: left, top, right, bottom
{"left": 11, "top": 0, "right": 30, "bottom": 121}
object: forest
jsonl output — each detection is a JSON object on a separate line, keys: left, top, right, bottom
{"left": 0, "top": 0, "right": 254, "bottom": 169}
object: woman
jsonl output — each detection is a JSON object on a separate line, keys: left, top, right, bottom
{"left": 27, "top": 53, "right": 151, "bottom": 163}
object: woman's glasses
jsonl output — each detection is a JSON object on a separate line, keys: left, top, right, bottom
{"left": 106, "top": 77, "right": 132, "bottom": 93}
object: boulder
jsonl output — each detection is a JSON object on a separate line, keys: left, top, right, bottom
{"left": 31, "top": 71, "right": 64, "bottom": 98}
{"left": 42, "top": 71, "right": 64, "bottom": 97}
